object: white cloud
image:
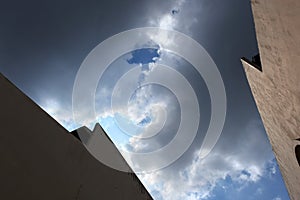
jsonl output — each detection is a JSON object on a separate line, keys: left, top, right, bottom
{"left": 147, "top": 0, "right": 198, "bottom": 34}
{"left": 129, "top": 136, "right": 149, "bottom": 152}
{"left": 40, "top": 98, "right": 78, "bottom": 131}
{"left": 146, "top": 0, "right": 199, "bottom": 49}
{"left": 270, "top": 164, "right": 277, "bottom": 175}
{"left": 138, "top": 120, "right": 275, "bottom": 200}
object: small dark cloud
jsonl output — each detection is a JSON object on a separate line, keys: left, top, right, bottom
{"left": 171, "top": 9, "right": 180, "bottom": 15}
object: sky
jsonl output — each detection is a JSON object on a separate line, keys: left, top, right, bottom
{"left": 0, "top": 0, "right": 290, "bottom": 199}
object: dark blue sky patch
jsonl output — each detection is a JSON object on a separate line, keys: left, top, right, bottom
{"left": 127, "top": 48, "right": 160, "bottom": 65}
{"left": 241, "top": 170, "right": 251, "bottom": 177}
{"left": 137, "top": 115, "right": 152, "bottom": 126}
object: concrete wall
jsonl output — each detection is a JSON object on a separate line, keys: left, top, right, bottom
{"left": 0, "top": 73, "right": 152, "bottom": 200}
{"left": 241, "top": 0, "right": 300, "bottom": 199}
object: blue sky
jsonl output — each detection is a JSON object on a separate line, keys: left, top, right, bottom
{"left": 0, "top": 0, "right": 291, "bottom": 199}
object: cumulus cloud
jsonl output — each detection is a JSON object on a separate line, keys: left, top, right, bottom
{"left": 138, "top": 120, "right": 275, "bottom": 200}
{"left": 145, "top": 0, "right": 199, "bottom": 50}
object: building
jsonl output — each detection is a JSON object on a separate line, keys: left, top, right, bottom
{"left": 0, "top": 73, "right": 152, "bottom": 200}
{"left": 241, "top": 0, "right": 300, "bottom": 199}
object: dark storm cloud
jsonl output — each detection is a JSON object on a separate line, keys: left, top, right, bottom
{"left": 0, "top": 0, "right": 148, "bottom": 105}
{"left": 0, "top": 0, "right": 258, "bottom": 127}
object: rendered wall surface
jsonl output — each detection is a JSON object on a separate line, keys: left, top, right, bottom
{"left": 0, "top": 73, "right": 152, "bottom": 200}
{"left": 242, "top": 0, "right": 300, "bottom": 199}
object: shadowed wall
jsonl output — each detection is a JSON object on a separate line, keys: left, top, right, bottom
{"left": 241, "top": 0, "right": 300, "bottom": 199}
{"left": 0, "top": 73, "right": 152, "bottom": 200}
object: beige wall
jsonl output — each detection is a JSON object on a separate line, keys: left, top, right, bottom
{"left": 0, "top": 73, "right": 152, "bottom": 200}
{"left": 242, "top": 0, "right": 300, "bottom": 199}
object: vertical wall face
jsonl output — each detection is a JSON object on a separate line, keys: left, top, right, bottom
{"left": 0, "top": 74, "right": 152, "bottom": 200}
{"left": 242, "top": 0, "right": 300, "bottom": 199}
